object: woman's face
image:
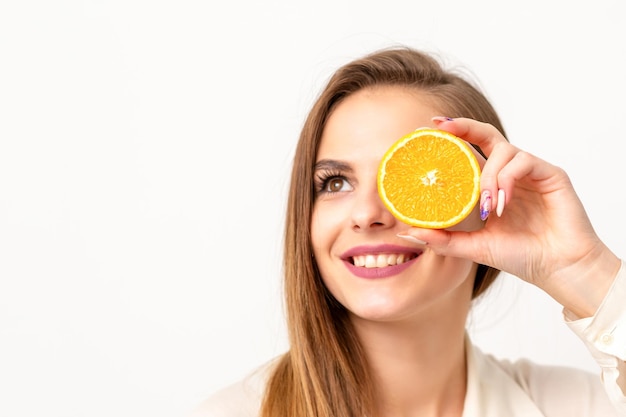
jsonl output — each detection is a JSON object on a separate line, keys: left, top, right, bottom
{"left": 311, "top": 86, "right": 477, "bottom": 324}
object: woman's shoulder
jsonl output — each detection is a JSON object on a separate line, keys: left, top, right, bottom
{"left": 478, "top": 349, "right": 620, "bottom": 416}
{"left": 188, "top": 357, "right": 280, "bottom": 417}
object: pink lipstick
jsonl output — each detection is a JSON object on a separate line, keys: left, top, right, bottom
{"left": 341, "top": 244, "right": 422, "bottom": 279}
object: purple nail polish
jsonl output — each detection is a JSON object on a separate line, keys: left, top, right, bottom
{"left": 432, "top": 116, "right": 455, "bottom": 123}
{"left": 480, "top": 191, "right": 491, "bottom": 221}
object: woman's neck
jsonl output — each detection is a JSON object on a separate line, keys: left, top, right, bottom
{"left": 351, "top": 300, "right": 471, "bottom": 417}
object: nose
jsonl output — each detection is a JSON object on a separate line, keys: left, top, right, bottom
{"left": 351, "top": 183, "right": 396, "bottom": 231}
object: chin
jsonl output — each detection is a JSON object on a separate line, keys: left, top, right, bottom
{"left": 345, "top": 298, "right": 415, "bottom": 323}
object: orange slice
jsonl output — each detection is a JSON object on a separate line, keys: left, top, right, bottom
{"left": 377, "top": 128, "right": 481, "bottom": 229}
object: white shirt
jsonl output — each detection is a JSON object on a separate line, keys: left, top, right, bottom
{"left": 191, "top": 261, "right": 626, "bottom": 416}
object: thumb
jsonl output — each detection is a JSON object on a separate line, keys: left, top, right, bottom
{"left": 397, "top": 228, "right": 475, "bottom": 260}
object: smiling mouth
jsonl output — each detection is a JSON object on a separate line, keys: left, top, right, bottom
{"left": 350, "top": 253, "right": 420, "bottom": 268}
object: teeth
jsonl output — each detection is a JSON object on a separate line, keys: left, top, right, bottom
{"left": 351, "top": 253, "right": 415, "bottom": 268}
{"left": 376, "top": 255, "right": 388, "bottom": 268}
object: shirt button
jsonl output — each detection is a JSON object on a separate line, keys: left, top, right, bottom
{"left": 600, "top": 333, "right": 614, "bottom": 346}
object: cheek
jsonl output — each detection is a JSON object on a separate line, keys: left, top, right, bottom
{"left": 422, "top": 255, "right": 477, "bottom": 294}
{"left": 457, "top": 260, "right": 476, "bottom": 281}
{"left": 310, "top": 209, "right": 340, "bottom": 296}
{"left": 310, "top": 203, "right": 344, "bottom": 256}
{"left": 442, "top": 258, "right": 478, "bottom": 292}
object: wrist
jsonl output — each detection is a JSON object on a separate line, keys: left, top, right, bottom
{"left": 546, "top": 246, "right": 621, "bottom": 318}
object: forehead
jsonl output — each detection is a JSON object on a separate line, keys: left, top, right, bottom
{"left": 317, "top": 86, "right": 440, "bottom": 161}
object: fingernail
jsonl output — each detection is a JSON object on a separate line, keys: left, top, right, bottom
{"left": 480, "top": 190, "right": 491, "bottom": 221}
{"left": 496, "top": 189, "right": 506, "bottom": 217}
{"left": 431, "top": 116, "right": 454, "bottom": 123}
{"left": 397, "top": 234, "right": 428, "bottom": 245}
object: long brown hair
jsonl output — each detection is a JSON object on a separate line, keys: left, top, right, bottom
{"left": 261, "top": 46, "right": 505, "bottom": 417}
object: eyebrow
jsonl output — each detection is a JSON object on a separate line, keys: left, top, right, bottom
{"left": 313, "top": 159, "right": 354, "bottom": 173}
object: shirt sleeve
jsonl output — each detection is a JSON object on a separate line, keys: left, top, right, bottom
{"left": 564, "top": 259, "right": 626, "bottom": 414}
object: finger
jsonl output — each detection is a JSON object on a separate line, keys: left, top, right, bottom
{"left": 489, "top": 150, "right": 565, "bottom": 218}
{"left": 398, "top": 227, "right": 490, "bottom": 266}
{"left": 432, "top": 116, "right": 508, "bottom": 157}
{"left": 479, "top": 142, "right": 521, "bottom": 218}
{"left": 497, "top": 150, "right": 566, "bottom": 196}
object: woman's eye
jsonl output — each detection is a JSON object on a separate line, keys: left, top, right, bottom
{"left": 324, "top": 177, "right": 352, "bottom": 193}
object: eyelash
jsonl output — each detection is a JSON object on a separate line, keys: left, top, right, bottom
{"left": 314, "top": 170, "right": 348, "bottom": 194}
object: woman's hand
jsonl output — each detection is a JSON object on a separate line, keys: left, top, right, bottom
{"left": 399, "top": 117, "right": 621, "bottom": 317}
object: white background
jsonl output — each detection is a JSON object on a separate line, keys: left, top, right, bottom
{"left": 1, "top": 1, "right": 625, "bottom": 416}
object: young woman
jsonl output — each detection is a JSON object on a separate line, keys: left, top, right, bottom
{"left": 193, "top": 47, "right": 626, "bottom": 416}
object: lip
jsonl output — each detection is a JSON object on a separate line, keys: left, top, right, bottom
{"left": 341, "top": 244, "right": 422, "bottom": 279}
